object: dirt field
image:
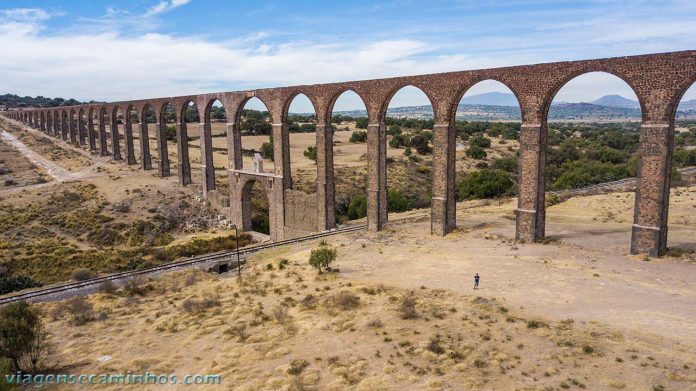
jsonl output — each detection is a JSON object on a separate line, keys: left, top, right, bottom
{"left": 0, "top": 136, "right": 48, "bottom": 189}
{"left": 35, "top": 188, "right": 696, "bottom": 390}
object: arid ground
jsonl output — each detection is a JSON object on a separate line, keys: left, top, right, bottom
{"left": 2, "top": 117, "right": 696, "bottom": 390}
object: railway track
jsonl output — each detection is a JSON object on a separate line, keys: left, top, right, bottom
{"left": 4, "top": 167, "right": 696, "bottom": 305}
{"left": 0, "top": 225, "right": 366, "bottom": 305}
{"left": 549, "top": 166, "right": 696, "bottom": 196}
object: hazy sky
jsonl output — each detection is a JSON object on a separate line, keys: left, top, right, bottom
{"left": 1, "top": 0, "right": 695, "bottom": 112}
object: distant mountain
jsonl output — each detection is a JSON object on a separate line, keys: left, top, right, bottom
{"left": 678, "top": 99, "right": 696, "bottom": 111}
{"left": 459, "top": 92, "right": 520, "bottom": 107}
{"left": 548, "top": 102, "right": 640, "bottom": 120}
{"left": 590, "top": 95, "right": 640, "bottom": 109}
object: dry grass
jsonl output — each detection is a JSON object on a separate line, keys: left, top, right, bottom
{"left": 34, "top": 246, "right": 696, "bottom": 390}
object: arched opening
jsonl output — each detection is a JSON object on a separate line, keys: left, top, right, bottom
{"left": 383, "top": 85, "right": 434, "bottom": 224}
{"left": 237, "top": 97, "right": 273, "bottom": 172}
{"left": 241, "top": 179, "right": 271, "bottom": 236}
{"left": 78, "top": 109, "right": 87, "bottom": 145}
{"left": 138, "top": 104, "right": 157, "bottom": 170}
{"left": 544, "top": 71, "right": 642, "bottom": 247}
{"left": 53, "top": 110, "right": 60, "bottom": 137}
{"left": 125, "top": 105, "right": 139, "bottom": 165}
{"left": 45, "top": 111, "right": 52, "bottom": 135}
{"left": 454, "top": 80, "right": 521, "bottom": 227}
{"left": 286, "top": 93, "right": 317, "bottom": 193}
{"left": 110, "top": 106, "right": 124, "bottom": 160}
{"left": 69, "top": 109, "right": 78, "bottom": 144}
{"left": 667, "top": 82, "right": 696, "bottom": 251}
{"left": 204, "top": 99, "right": 228, "bottom": 196}
{"left": 98, "top": 107, "right": 109, "bottom": 156}
{"left": 87, "top": 108, "right": 97, "bottom": 151}
{"left": 160, "top": 102, "right": 178, "bottom": 178}
{"left": 330, "top": 90, "right": 369, "bottom": 224}
{"left": 61, "top": 110, "right": 69, "bottom": 140}
{"left": 178, "top": 101, "right": 198, "bottom": 185}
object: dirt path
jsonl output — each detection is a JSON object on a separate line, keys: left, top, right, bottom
{"left": 0, "top": 130, "right": 88, "bottom": 182}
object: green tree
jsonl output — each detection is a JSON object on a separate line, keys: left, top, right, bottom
{"left": 387, "top": 189, "right": 410, "bottom": 212}
{"left": 470, "top": 135, "right": 491, "bottom": 149}
{"left": 355, "top": 117, "right": 368, "bottom": 129}
{"left": 304, "top": 146, "right": 317, "bottom": 161}
{"left": 349, "top": 130, "right": 367, "bottom": 143}
{"left": 387, "top": 124, "right": 402, "bottom": 136}
{"left": 466, "top": 145, "right": 487, "bottom": 159}
{"left": 457, "top": 169, "right": 514, "bottom": 200}
{"left": 0, "top": 301, "right": 48, "bottom": 372}
{"left": 260, "top": 136, "right": 274, "bottom": 161}
{"left": 308, "top": 244, "right": 337, "bottom": 273}
{"left": 492, "top": 156, "right": 517, "bottom": 173}
{"left": 389, "top": 134, "right": 406, "bottom": 148}
{"left": 409, "top": 134, "right": 431, "bottom": 154}
{"left": 347, "top": 194, "right": 367, "bottom": 220}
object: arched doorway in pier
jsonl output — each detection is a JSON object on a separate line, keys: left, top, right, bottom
{"left": 240, "top": 178, "right": 272, "bottom": 236}
{"left": 544, "top": 71, "right": 642, "bottom": 247}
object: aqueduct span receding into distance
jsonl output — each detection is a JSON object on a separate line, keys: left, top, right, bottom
{"left": 5, "top": 50, "right": 696, "bottom": 256}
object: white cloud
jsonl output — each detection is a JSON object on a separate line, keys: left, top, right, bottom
{"left": 1, "top": 3, "right": 695, "bottom": 112}
{"left": 145, "top": 0, "right": 192, "bottom": 17}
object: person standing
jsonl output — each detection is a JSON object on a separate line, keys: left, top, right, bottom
{"left": 474, "top": 273, "right": 480, "bottom": 290}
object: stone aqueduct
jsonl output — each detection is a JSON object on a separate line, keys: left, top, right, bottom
{"left": 4, "top": 50, "right": 696, "bottom": 256}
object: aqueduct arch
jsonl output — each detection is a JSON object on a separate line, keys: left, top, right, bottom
{"left": 5, "top": 50, "right": 696, "bottom": 255}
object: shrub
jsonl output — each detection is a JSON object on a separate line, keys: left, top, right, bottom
{"left": 347, "top": 194, "right": 367, "bottom": 220}
{"left": 0, "top": 301, "right": 48, "bottom": 372}
{"left": 389, "top": 134, "right": 406, "bottom": 148}
{"left": 326, "top": 291, "right": 361, "bottom": 310}
{"left": 64, "top": 296, "right": 95, "bottom": 325}
{"left": 308, "top": 245, "right": 337, "bottom": 273}
{"left": 224, "top": 323, "right": 248, "bottom": 341}
{"left": 164, "top": 125, "right": 177, "bottom": 141}
{"left": 287, "top": 359, "right": 309, "bottom": 375}
{"left": 181, "top": 294, "right": 221, "bottom": 314}
{"left": 387, "top": 124, "right": 402, "bottom": 136}
{"left": 427, "top": 335, "right": 445, "bottom": 355}
{"left": 404, "top": 147, "right": 412, "bottom": 156}
{"left": 303, "top": 146, "right": 317, "bottom": 161}
{"left": 457, "top": 169, "right": 514, "bottom": 200}
{"left": 410, "top": 134, "right": 431, "bottom": 154}
{"left": 398, "top": 293, "right": 419, "bottom": 319}
{"left": 271, "top": 305, "right": 290, "bottom": 324}
{"left": 0, "top": 276, "right": 41, "bottom": 295}
{"left": 470, "top": 135, "right": 491, "bottom": 148}
{"left": 492, "top": 156, "right": 518, "bottom": 173}
{"left": 387, "top": 188, "right": 410, "bottom": 213}
{"left": 99, "top": 280, "right": 117, "bottom": 295}
{"left": 466, "top": 145, "right": 487, "bottom": 159}
{"left": 355, "top": 117, "right": 368, "bottom": 129}
{"left": 260, "top": 137, "right": 274, "bottom": 161}
{"left": 123, "top": 276, "right": 148, "bottom": 296}
{"left": 349, "top": 130, "right": 367, "bottom": 143}
{"left": 71, "top": 268, "right": 94, "bottom": 281}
